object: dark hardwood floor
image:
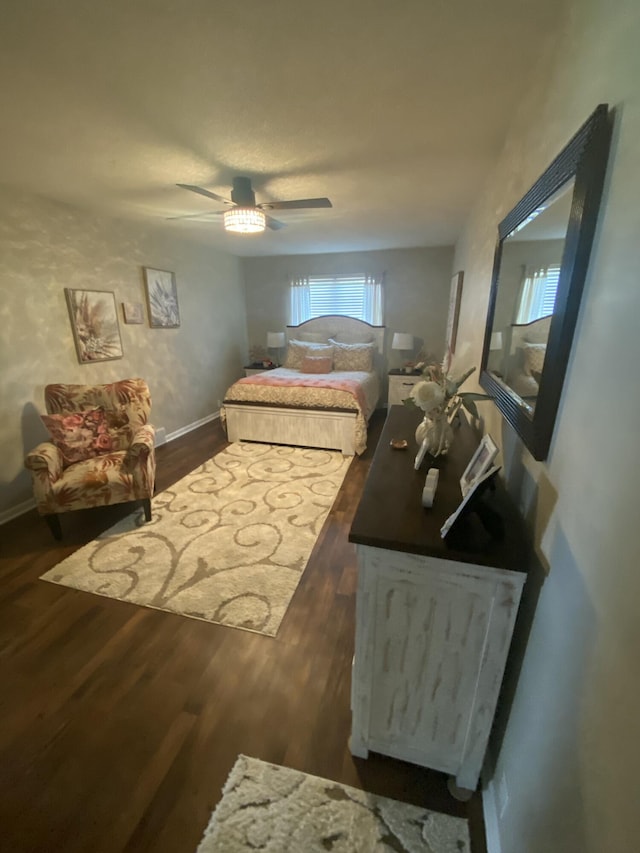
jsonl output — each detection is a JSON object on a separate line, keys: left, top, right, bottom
{"left": 0, "top": 412, "right": 487, "bottom": 852}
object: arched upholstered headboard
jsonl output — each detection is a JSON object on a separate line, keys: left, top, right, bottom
{"left": 286, "top": 316, "right": 384, "bottom": 352}
{"left": 286, "top": 316, "right": 385, "bottom": 377}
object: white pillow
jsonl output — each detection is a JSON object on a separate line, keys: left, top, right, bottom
{"left": 328, "top": 339, "right": 374, "bottom": 372}
{"left": 295, "top": 332, "right": 330, "bottom": 343}
{"left": 333, "top": 331, "right": 374, "bottom": 344}
{"left": 284, "top": 341, "right": 334, "bottom": 369}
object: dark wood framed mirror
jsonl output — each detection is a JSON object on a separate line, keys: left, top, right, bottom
{"left": 480, "top": 104, "right": 613, "bottom": 460}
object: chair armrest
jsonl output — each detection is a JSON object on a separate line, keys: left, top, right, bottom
{"left": 128, "top": 424, "right": 156, "bottom": 459}
{"left": 24, "top": 442, "right": 64, "bottom": 482}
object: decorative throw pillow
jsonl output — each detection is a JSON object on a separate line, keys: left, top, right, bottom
{"left": 523, "top": 343, "right": 546, "bottom": 381}
{"left": 105, "top": 406, "right": 133, "bottom": 450}
{"left": 41, "top": 406, "right": 114, "bottom": 466}
{"left": 300, "top": 355, "right": 333, "bottom": 374}
{"left": 510, "top": 372, "right": 540, "bottom": 398}
{"left": 284, "top": 341, "right": 334, "bottom": 369}
{"left": 105, "top": 405, "right": 129, "bottom": 430}
{"left": 329, "top": 339, "right": 375, "bottom": 372}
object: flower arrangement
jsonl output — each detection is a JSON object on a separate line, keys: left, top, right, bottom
{"left": 403, "top": 353, "right": 490, "bottom": 456}
{"left": 404, "top": 361, "right": 488, "bottom": 420}
{"left": 249, "top": 344, "right": 273, "bottom": 367}
{"left": 249, "top": 344, "right": 267, "bottom": 362}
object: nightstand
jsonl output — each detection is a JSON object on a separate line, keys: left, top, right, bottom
{"left": 387, "top": 371, "right": 421, "bottom": 407}
{"left": 243, "top": 364, "right": 277, "bottom": 377}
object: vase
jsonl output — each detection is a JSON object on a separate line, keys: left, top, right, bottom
{"left": 415, "top": 413, "right": 453, "bottom": 457}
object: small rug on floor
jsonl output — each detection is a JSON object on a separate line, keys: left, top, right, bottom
{"left": 196, "top": 755, "right": 470, "bottom": 853}
{"left": 40, "top": 443, "right": 351, "bottom": 636}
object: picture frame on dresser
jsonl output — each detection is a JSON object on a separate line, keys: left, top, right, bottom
{"left": 460, "top": 433, "right": 498, "bottom": 496}
{"left": 441, "top": 464, "right": 501, "bottom": 538}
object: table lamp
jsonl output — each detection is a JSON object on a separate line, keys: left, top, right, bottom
{"left": 391, "top": 332, "right": 414, "bottom": 371}
{"left": 267, "top": 331, "right": 286, "bottom": 366}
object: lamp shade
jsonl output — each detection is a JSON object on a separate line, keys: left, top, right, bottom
{"left": 391, "top": 332, "right": 414, "bottom": 351}
{"left": 267, "top": 332, "right": 286, "bottom": 348}
{"left": 224, "top": 207, "right": 266, "bottom": 233}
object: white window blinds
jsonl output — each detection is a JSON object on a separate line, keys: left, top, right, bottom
{"left": 515, "top": 264, "right": 560, "bottom": 324}
{"left": 290, "top": 274, "right": 383, "bottom": 325}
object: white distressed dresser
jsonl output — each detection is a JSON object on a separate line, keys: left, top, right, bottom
{"left": 348, "top": 405, "right": 528, "bottom": 793}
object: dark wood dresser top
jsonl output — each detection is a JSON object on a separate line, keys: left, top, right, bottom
{"left": 349, "top": 406, "right": 529, "bottom": 572}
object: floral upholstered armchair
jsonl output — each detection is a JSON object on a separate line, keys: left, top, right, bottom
{"left": 24, "top": 379, "right": 156, "bottom": 540}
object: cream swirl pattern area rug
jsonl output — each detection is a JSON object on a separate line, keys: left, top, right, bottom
{"left": 197, "top": 755, "right": 471, "bottom": 853}
{"left": 41, "top": 443, "right": 351, "bottom": 636}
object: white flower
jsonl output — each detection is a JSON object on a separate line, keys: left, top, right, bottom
{"left": 409, "top": 380, "right": 445, "bottom": 414}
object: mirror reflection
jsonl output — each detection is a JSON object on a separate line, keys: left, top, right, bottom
{"left": 486, "top": 178, "right": 575, "bottom": 415}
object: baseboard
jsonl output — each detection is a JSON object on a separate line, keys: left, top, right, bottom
{"left": 0, "top": 496, "right": 37, "bottom": 526}
{"left": 165, "top": 410, "right": 220, "bottom": 443}
{"left": 0, "top": 411, "right": 221, "bottom": 526}
{"left": 482, "top": 773, "right": 502, "bottom": 853}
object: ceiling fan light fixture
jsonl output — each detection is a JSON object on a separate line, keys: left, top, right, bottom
{"left": 223, "top": 207, "right": 266, "bottom": 234}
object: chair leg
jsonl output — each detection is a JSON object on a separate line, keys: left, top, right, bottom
{"left": 142, "top": 498, "right": 152, "bottom": 522}
{"left": 44, "top": 514, "right": 62, "bottom": 541}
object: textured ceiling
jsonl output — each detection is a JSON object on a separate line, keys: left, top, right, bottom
{"left": 0, "top": 0, "right": 561, "bottom": 257}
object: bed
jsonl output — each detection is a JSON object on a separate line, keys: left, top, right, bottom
{"left": 221, "top": 317, "right": 384, "bottom": 455}
{"left": 488, "top": 315, "right": 550, "bottom": 409}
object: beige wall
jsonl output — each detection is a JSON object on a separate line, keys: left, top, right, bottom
{"left": 453, "top": 1, "right": 640, "bottom": 850}
{"left": 0, "top": 187, "right": 246, "bottom": 518}
{"left": 242, "top": 246, "right": 454, "bottom": 373}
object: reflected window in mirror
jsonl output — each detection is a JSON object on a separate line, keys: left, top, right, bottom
{"left": 480, "top": 105, "right": 613, "bottom": 460}
{"left": 486, "top": 178, "right": 574, "bottom": 415}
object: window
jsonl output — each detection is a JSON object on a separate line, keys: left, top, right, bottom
{"left": 290, "top": 274, "right": 383, "bottom": 325}
{"left": 514, "top": 264, "right": 560, "bottom": 324}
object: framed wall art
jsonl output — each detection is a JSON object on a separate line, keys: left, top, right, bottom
{"left": 143, "top": 267, "right": 180, "bottom": 328}
{"left": 445, "top": 270, "right": 464, "bottom": 355}
{"left": 122, "top": 301, "right": 144, "bottom": 324}
{"left": 65, "top": 288, "right": 123, "bottom": 364}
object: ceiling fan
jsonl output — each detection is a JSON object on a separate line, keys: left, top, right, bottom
{"left": 175, "top": 176, "right": 332, "bottom": 233}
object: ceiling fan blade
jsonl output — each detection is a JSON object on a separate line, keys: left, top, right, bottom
{"left": 258, "top": 197, "right": 332, "bottom": 211}
{"left": 265, "top": 214, "right": 286, "bottom": 230}
{"left": 166, "top": 209, "right": 224, "bottom": 221}
{"left": 176, "top": 183, "right": 232, "bottom": 205}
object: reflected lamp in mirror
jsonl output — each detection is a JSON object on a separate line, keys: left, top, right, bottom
{"left": 487, "top": 331, "right": 505, "bottom": 377}
{"left": 490, "top": 332, "right": 503, "bottom": 350}
{"left": 267, "top": 331, "right": 286, "bottom": 366}
{"left": 480, "top": 104, "right": 613, "bottom": 460}
{"left": 392, "top": 332, "right": 414, "bottom": 370}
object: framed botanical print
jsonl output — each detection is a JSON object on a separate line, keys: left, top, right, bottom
{"left": 143, "top": 267, "right": 180, "bottom": 328}
{"left": 65, "top": 288, "right": 123, "bottom": 363}
{"left": 122, "top": 301, "right": 145, "bottom": 324}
